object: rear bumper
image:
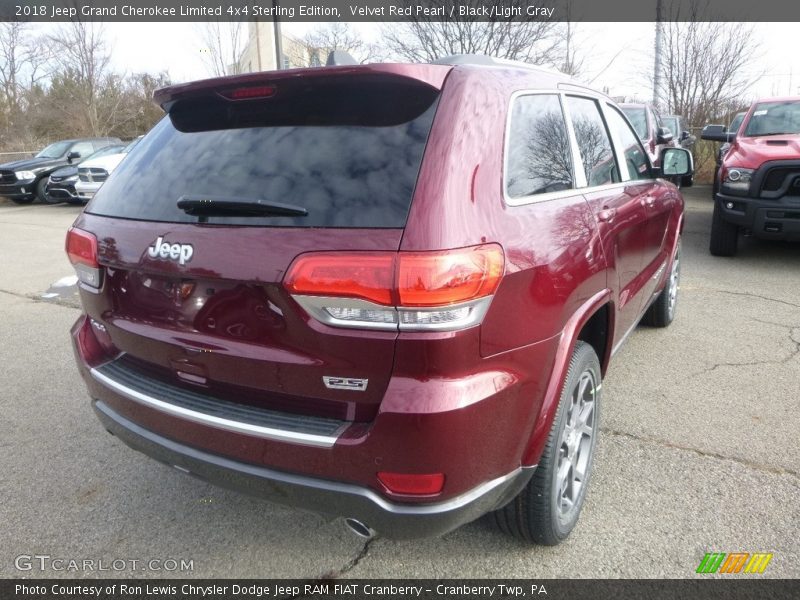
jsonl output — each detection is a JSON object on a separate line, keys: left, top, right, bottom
{"left": 94, "top": 399, "right": 534, "bottom": 539}
{"left": 715, "top": 192, "right": 800, "bottom": 241}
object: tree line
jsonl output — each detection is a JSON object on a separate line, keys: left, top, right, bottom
{"left": 0, "top": 21, "right": 167, "bottom": 153}
{"left": 2, "top": 15, "right": 760, "bottom": 182}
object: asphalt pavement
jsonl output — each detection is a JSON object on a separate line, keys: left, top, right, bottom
{"left": 0, "top": 188, "right": 797, "bottom": 579}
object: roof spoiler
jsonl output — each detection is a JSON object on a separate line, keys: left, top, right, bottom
{"left": 154, "top": 64, "right": 452, "bottom": 111}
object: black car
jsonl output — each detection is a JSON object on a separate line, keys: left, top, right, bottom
{"left": 0, "top": 137, "right": 121, "bottom": 204}
{"left": 45, "top": 144, "right": 125, "bottom": 205}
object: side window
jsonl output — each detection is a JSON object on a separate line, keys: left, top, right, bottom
{"left": 70, "top": 141, "right": 94, "bottom": 158}
{"left": 605, "top": 106, "right": 652, "bottom": 181}
{"left": 565, "top": 96, "right": 619, "bottom": 187}
{"left": 506, "top": 94, "right": 574, "bottom": 199}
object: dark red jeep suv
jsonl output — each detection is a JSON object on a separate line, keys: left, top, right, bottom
{"left": 68, "top": 55, "right": 689, "bottom": 544}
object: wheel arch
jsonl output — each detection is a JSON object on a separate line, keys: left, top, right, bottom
{"left": 520, "top": 289, "right": 613, "bottom": 467}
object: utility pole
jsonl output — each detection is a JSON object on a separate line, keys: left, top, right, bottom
{"left": 653, "top": 0, "right": 663, "bottom": 111}
{"left": 272, "top": 0, "right": 283, "bottom": 69}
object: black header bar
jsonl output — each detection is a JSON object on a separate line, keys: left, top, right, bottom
{"left": 0, "top": 0, "right": 797, "bottom": 22}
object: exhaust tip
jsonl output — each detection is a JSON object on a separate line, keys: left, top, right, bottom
{"left": 344, "top": 518, "right": 375, "bottom": 539}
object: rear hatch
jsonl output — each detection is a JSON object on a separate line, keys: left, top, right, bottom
{"left": 75, "top": 65, "right": 449, "bottom": 422}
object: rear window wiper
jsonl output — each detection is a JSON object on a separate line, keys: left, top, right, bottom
{"left": 177, "top": 195, "right": 308, "bottom": 219}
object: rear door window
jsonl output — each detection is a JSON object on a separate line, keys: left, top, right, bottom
{"left": 506, "top": 94, "right": 575, "bottom": 199}
{"left": 87, "top": 79, "right": 439, "bottom": 228}
{"left": 565, "top": 96, "right": 619, "bottom": 187}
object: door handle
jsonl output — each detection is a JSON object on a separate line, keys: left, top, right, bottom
{"left": 597, "top": 207, "right": 617, "bottom": 222}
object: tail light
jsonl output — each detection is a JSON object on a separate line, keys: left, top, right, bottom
{"left": 284, "top": 244, "right": 504, "bottom": 331}
{"left": 66, "top": 227, "right": 102, "bottom": 290}
{"left": 219, "top": 85, "right": 277, "bottom": 100}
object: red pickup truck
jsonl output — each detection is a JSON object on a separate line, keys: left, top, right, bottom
{"left": 702, "top": 97, "right": 800, "bottom": 256}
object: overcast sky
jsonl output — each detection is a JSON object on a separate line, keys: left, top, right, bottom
{"left": 48, "top": 21, "right": 800, "bottom": 102}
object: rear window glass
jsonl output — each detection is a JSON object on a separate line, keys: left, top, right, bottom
{"left": 87, "top": 78, "right": 439, "bottom": 228}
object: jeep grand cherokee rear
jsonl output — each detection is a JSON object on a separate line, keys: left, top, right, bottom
{"left": 702, "top": 97, "right": 800, "bottom": 256}
{"left": 69, "top": 60, "right": 686, "bottom": 543}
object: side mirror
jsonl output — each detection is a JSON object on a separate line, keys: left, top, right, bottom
{"left": 661, "top": 147, "right": 693, "bottom": 177}
{"left": 67, "top": 151, "right": 81, "bottom": 162}
{"left": 656, "top": 126, "right": 673, "bottom": 144}
{"left": 701, "top": 124, "right": 735, "bottom": 143}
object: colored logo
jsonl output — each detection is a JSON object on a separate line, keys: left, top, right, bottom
{"left": 696, "top": 552, "right": 773, "bottom": 574}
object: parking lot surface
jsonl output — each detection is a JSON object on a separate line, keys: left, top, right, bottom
{"left": 1, "top": 187, "right": 798, "bottom": 578}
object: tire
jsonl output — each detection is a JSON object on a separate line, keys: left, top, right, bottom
{"left": 680, "top": 174, "right": 693, "bottom": 188}
{"left": 492, "top": 341, "right": 601, "bottom": 545}
{"left": 40, "top": 181, "right": 64, "bottom": 205}
{"left": 709, "top": 200, "right": 738, "bottom": 256}
{"left": 643, "top": 239, "right": 681, "bottom": 327}
{"left": 35, "top": 178, "right": 50, "bottom": 204}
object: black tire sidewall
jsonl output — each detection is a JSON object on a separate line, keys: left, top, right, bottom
{"left": 35, "top": 178, "right": 50, "bottom": 203}
{"left": 546, "top": 342, "right": 602, "bottom": 540}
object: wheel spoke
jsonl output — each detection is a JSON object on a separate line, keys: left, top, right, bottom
{"left": 555, "top": 362, "right": 601, "bottom": 521}
{"left": 577, "top": 401, "right": 594, "bottom": 429}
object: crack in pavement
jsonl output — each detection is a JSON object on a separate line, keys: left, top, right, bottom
{"left": 315, "top": 537, "right": 376, "bottom": 583}
{"left": 0, "top": 287, "right": 81, "bottom": 309}
{"left": 601, "top": 427, "right": 800, "bottom": 481}
{"left": 715, "top": 289, "right": 800, "bottom": 310}
{"left": 334, "top": 536, "right": 376, "bottom": 577}
{"left": 686, "top": 317, "right": 800, "bottom": 378}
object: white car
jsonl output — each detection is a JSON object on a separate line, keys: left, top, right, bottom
{"left": 75, "top": 137, "right": 141, "bottom": 203}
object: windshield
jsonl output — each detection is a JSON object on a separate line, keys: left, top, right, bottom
{"left": 662, "top": 117, "right": 678, "bottom": 137}
{"left": 728, "top": 113, "right": 745, "bottom": 134}
{"left": 85, "top": 145, "right": 125, "bottom": 161}
{"left": 621, "top": 107, "right": 649, "bottom": 140}
{"left": 744, "top": 101, "right": 800, "bottom": 136}
{"left": 36, "top": 141, "right": 72, "bottom": 159}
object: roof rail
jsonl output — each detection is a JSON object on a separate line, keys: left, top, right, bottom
{"left": 430, "top": 54, "right": 563, "bottom": 76}
{"left": 326, "top": 51, "right": 358, "bottom": 67}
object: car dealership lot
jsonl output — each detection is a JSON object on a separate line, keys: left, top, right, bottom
{"left": 1, "top": 188, "right": 797, "bottom": 578}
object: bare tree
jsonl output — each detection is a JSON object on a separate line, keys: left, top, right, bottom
{"left": 0, "top": 24, "right": 50, "bottom": 120}
{"left": 660, "top": 4, "right": 760, "bottom": 128}
{"left": 301, "top": 23, "right": 382, "bottom": 64}
{"left": 47, "top": 21, "right": 112, "bottom": 135}
{"left": 381, "top": 1, "right": 561, "bottom": 64}
{"left": 0, "top": 22, "right": 25, "bottom": 115}
{"left": 657, "top": 2, "right": 761, "bottom": 180}
{"left": 197, "top": 22, "right": 246, "bottom": 76}
{"left": 559, "top": 21, "right": 585, "bottom": 77}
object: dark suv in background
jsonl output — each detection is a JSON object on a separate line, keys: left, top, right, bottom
{"left": 0, "top": 137, "right": 120, "bottom": 204}
{"left": 45, "top": 143, "right": 125, "bottom": 205}
{"left": 68, "top": 56, "right": 690, "bottom": 544}
{"left": 620, "top": 102, "right": 675, "bottom": 167}
{"left": 702, "top": 97, "right": 800, "bottom": 255}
